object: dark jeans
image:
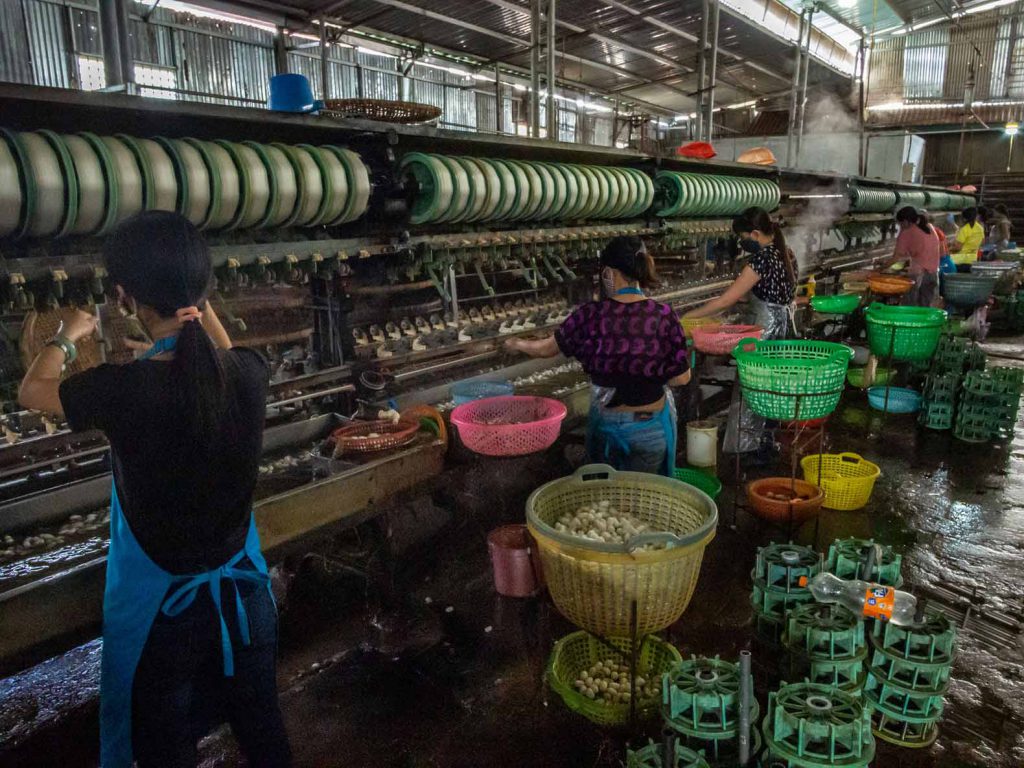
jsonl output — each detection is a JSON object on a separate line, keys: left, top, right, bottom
{"left": 131, "top": 573, "right": 291, "bottom": 768}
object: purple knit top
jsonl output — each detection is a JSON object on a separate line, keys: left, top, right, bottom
{"left": 554, "top": 299, "right": 690, "bottom": 407}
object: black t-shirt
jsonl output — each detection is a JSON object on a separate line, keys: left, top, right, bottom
{"left": 59, "top": 348, "right": 268, "bottom": 575}
{"left": 749, "top": 244, "right": 795, "bottom": 304}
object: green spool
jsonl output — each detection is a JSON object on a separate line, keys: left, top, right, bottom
{"left": 866, "top": 646, "right": 952, "bottom": 694}
{"left": 626, "top": 740, "right": 710, "bottom": 768}
{"left": 509, "top": 159, "right": 542, "bottom": 220}
{"left": 762, "top": 682, "right": 875, "bottom": 767}
{"left": 630, "top": 167, "right": 655, "bottom": 215}
{"left": 435, "top": 154, "right": 472, "bottom": 223}
{"left": 36, "top": 130, "right": 80, "bottom": 238}
{"left": 400, "top": 152, "right": 451, "bottom": 225}
{"left": 870, "top": 709, "right": 940, "bottom": 749}
{"left": 826, "top": 537, "right": 903, "bottom": 587}
{"left": 752, "top": 579, "right": 815, "bottom": 620}
{"left": 655, "top": 171, "right": 685, "bottom": 217}
{"left": 863, "top": 672, "right": 946, "bottom": 723}
{"left": 528, "top": 161, "right": 556, "bottom": 220}
{"left": 869, "top": 609, "right": 956, "bottom": 666}
{"left": 546, "top": 162, "right": 576, "bottom": 220}
{"left": 454, "top": 156, "right": 487, "bottom": 222}
{"left": 783, "top": 603, "right": 865, "bottom": 659}
{"left": 676, "top": 728, "right": 762, "bottom": 768}
{"left": 78, "top": 131, "right": 120, "bottom": 236}
{"left": 662, "top": 655, "right": 760, "bottom": 738}
{"left": 492, "top": 158, "right": 526, "bottom": 221}
{"left": 805, "top": 653, "right": 868, "bottom": 694}
{"left": 754, "top": 604, "right": 787, "bottom": 645}
{"left": 576, "top": 165, "right": 602, "bottom": 219}
{"left": 754, "top": 542, "right": 821, "bottom": 593}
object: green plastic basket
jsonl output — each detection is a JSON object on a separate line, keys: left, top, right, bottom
{"left": 864, "top": 304, "right": 947, "bottom": 362}
{"left": 547, "top": 631, "right": 683, "bottom": 726}
{"left": 673, "top": 467, "right": 723, "bottom": 500}
{"left": 732, "top": 339, "right": 854, "bottom": 421}
{"left": 846, "top": 366, "right": 894, "bottom": 389}
{"left": 811, "top": 293, "right": 861, "bottom": 315}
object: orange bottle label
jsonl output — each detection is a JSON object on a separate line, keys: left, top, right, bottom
{"left": 863, "top": 586, "right": 895, "bottom": 621}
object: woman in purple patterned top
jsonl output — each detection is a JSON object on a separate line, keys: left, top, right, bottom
{"left": 506, "top": 236, "right": 691, "bottom": 476}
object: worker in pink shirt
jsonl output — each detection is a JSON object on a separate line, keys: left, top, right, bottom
{"left": 890, "top": 206, "right": 941, "bottom": 307}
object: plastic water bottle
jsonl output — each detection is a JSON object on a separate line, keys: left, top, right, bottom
{"left": 801, "top": 572, "right": 919, "bottom": 625}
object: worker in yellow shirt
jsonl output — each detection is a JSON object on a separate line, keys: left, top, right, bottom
{"left": 951, "top": 207, "right": 985, "bottom": 272}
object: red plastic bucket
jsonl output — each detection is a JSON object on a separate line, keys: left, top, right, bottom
{"left": 487, "top": 524, "right": 544, "bottom": 597}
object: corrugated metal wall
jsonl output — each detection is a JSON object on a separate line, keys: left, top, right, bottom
{"left": 924, "top": 131, "right": 1024, "bottom": 174}
{"left": 0, "top": 0, "right": 613, "bottom": 145}
{"left": 869, "top": 5, "right": 1024, "bottom": 106}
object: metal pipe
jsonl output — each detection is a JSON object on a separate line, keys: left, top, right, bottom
{"left": 494, "top": 64, "right": 503, "bottom": 133}
{"left": 99, "top": 0, "right": 128, "bottom": 88}
{"left": 547, "top": 0, "right": 557, "bottom": 140}
{"left": 273, "top": 27, "right": 289, "bottom": 75}
{"left": 319, "top": 20, "right": 330, "bottom": 102}
{"left": 796, "top": 6, "right": 815, "bottom": 165}
{"left": 696, "top": 0, "right": 709, "bottom": 142}
{"left": 738, "top": 650, "right": 752, "bottom": 765}
{"left": 787, "top": 10, "right": 806, "bottom": 167}
{"left": 705, "top": 0, "right": 720, "bottom": 142}
{"left": 858, "top": 36, "right": 867, "bottom": 176}
{"left": 530, "top": 0, "right": 541, "bottom": 138}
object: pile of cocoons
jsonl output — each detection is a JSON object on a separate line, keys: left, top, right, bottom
{"left": 553, "top": 501, "right": 656, "bottom": 545}
{"left": 573, "top": 660, "right": 660, "bottom": 704}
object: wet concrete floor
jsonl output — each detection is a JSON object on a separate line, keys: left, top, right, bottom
{"left": 3, "top": 372, "right": 1024, "bottom": 768}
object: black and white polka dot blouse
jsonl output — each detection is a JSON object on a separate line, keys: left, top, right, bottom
{"left": 749, "top": 245, "right": 795, "bottom": 304}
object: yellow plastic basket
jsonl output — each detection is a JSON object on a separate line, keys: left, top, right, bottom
{"left": 526, "top": 464, "right": 718, "bottom": 637}
{"left": 800, "top": 452, "right": 881, "bottom": 511}
{"left": 547, "top": 631, "right": 683, "bottom": 726}
{"left": 682, "top": 316, "right": 721, "bottom": 338}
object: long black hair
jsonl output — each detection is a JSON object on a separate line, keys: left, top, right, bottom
{"left": 104, "top": 211, "right": 225, "bottom": 437}
{"left": 600, "top": 235, "right": 660, "bottom": 289}
{"left": 732, "top": 206, "right": 795, "bottom": 285}
{"left": 896, "top": 205, "right": 931, "bottom": 235}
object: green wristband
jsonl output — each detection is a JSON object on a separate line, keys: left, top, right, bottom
{"left": 47, "top": 334, "right": 78, "bottom": 365}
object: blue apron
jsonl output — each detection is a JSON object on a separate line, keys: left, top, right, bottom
{"left": 584, "top": 287, "right": 678, "bottom": 477}
{"left": 100, "top": 335, "right": 271, "bottom": 768}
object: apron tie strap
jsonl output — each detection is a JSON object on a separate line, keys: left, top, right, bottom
{"left": 160, "top": 551, "right": 270, "bottom": 677}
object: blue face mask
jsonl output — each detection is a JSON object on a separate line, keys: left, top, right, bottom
{"left": 739, "top": 237, "right": 762, "bottom": 254}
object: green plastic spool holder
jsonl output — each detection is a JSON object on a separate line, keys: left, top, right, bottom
{"left": 783, "top": 603, "right": 865, "bottom": 660}
{"left": 826, "top": 538, "right": 903, "bottom": 587}
{"left": 626, "top": 739, "right": 710, "bottom": 768}
{"left": 751, "top": 579, "right": 815, "bottom": 620}
{"left": 754, "top": 542, "right": 822, "bottom": 593}
{"left": 762, "top": 682, "right": 875, "bottom": 767}
{"left": 753, "top": 606, "right": 787, "bottom": 645}
{"left": 870, "top": 709, "right": 940, "bottom": 749}
{"left": 871, "top": 610, "right": 956, "bottom": 665}
{"left": 862, "top": 673, "right": 946, "bottom": 723}
{"left": 676, "top": 727, "right": 762, "bottom": 768}
{"left": 866, "top": 647, "right": 952, "bottom": 694}
{"left": 662, "top": 655, "right": 760, "bottom": 738}
{"left": 806, "top": 654, "right": 867, "bottom": 694}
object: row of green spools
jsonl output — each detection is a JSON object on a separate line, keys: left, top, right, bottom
{"left": 851, "top": 187, "right": 975, "bottom": 213}
{"left": 0, "top": 129, "right": 372, "bottom": 240}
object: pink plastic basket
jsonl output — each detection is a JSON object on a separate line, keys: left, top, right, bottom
{"left": 450, "top": 396, "right": 567, "bottom": 456}
{"left": 691, "top": 324, "right": 764, "bottom": 355}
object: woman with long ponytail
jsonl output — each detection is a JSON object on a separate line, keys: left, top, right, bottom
{"left": 684, "top": 206, "right": 796, "bottom": 339}
{"left": 18, "top": 211, "right": 291, "bottom": 767}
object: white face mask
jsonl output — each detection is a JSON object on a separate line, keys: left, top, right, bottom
{"left": 601, "top": 268, "right": 617, "bottom": 297}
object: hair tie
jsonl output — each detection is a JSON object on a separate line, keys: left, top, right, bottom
{"left": 175, "top": 306, "right": 203, "bottom": 324}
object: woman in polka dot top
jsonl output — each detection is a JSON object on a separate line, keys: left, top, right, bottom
{"left": 683, "top": 206, "right": 796, "bottom": 339}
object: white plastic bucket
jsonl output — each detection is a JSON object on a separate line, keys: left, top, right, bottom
{"left": 686, "top": 420, "right": 718, "bottom": 468}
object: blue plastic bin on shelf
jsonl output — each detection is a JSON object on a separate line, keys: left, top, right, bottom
{"left": 452, "top": 380, "right": 514, "bottom": 405}
{"left": 867, "top": 386, "right": 921, "bottom": 414}
{"left": 269, "top": 74, "right": 324, "bottom": 113}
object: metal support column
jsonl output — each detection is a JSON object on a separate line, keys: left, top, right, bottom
{"left": 705, "top": 0, "right": 720, "bottom": 142}
{"left": 547, "top": 0, "right": 558, "bottom": 140}
{"left": 796, "top": 6, "right": 816, "bottom": 164}
{"left": 787, "top": 10, "right": 806, "bottom": 167}
{"left": 273, "top": 27, "right": 289, "bottom": 75}
{"left": 530, "top": 0, "right": 541, "bottom": 138}
{"left": 858, "top": 36, "right": 867, "bottom": 176}
{"left": 696, "top": 0, "right": 709, "bottom": 142}
{"left": 494, "top": 64, "right": 503, "bottom": 134}
{"left": 99, "top": 0, "right": 132, "bottom": 89}
{"left": 319, "top": 20, "right": 330, "bottom": 102}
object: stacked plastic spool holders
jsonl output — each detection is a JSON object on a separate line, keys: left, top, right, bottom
{"left": 399, "top": 152, "right": 654, "bottom": 225}
{"left": 918, "top": 371, "right": 961, "bottom": 431}
{"left": 954, "top": 367, "right": 1024, "bottom": 442}
{"left": 0, "top": 129, "right": 372, "bottom": 239}
{"left": 825, "top": 538, "right": 903, "bottom": 588}
{"left": 762, "top": 682, "right": 875, "bottom": 768}
{"left": 783, "top": 603, "right": 867, "bottom": 697}
{"left": 751, "top": 543, "right": 822, "bottom": 644}
{"left": 661, "top": 655, "right": 761, "bottom": 766}
{"left": 863, "top": 611, "right": 957, "bottom": 748}
{"left": 626, "top": 739, "right": 710, "bottom": 768}
{"left": 653, "top": 171, "right": 781, "bottom": 217}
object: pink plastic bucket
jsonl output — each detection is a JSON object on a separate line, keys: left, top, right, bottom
{"left": 487, "top": 524, "right": 544, "bottom": 597}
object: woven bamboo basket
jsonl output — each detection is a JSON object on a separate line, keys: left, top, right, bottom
{"left": 323, "top": 99, "right": 442, "bottom": 124}
{"left": 526, "top": 464, "right": 718, "bottom": 637}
